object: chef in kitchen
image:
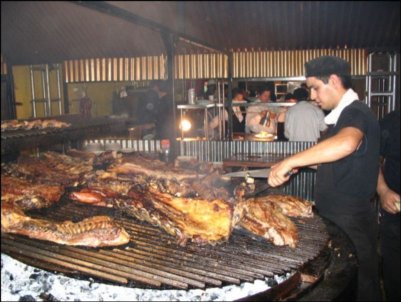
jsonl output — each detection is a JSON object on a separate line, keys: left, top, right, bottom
{"left": 245, "top": 86, "right": 277, "bottom": 135}
{"left": 268, "top": 56, "right": 382, "bottom": 301}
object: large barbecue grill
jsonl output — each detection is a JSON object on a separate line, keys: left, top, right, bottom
{"left": 2, "top": 198, "right": 329, "bottom": 289}
{"left": 1, "top": 191, "right": 358, "bottom": 301}
{"left": 1, "top": 134, "right": 357, "bottom": 300}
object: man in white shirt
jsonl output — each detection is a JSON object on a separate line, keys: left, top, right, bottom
{"left": 284, "top": 88, "right": 327, "bottom": 141}
{"left": 245, "top": 87, "right": 276, "bottom": 134}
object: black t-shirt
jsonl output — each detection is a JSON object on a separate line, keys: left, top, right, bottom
{"left": 155, "top": 94, "right": 174, "bottom": 139}
{"left": 379, "top": 110, "right": 400, "bottom": 194}
{"left": 137, "top": 89, "right": 159, "bottom": 124}
{"left": 315, "top": 101, "right": 380, "bottom": 215}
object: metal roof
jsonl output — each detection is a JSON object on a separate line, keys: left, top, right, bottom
{"left": 1, "top": 1, "right": 400, "bottom": 65}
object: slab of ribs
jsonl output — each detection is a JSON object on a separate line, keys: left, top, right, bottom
{"left": 2, "top": 151, "right": 313, "bottom": 248}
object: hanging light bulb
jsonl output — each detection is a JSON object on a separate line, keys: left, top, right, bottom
{"left": 179, "top": 119, "right": 192, "bottom": 132}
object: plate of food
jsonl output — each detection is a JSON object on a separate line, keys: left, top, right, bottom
{"left": 254, "top": 131, "right": 274, "bottom": 140}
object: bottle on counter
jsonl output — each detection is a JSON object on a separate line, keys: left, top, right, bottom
{"left": 160, "top": 139, "right": 170, "bottom": 163}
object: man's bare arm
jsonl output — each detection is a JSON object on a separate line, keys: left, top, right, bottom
{"left": 268, "top": 127, "right": 364, "bottom": 187}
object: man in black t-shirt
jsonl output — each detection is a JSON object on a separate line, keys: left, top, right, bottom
{"left": 137, "top": 81, "right": 168, "bottom": 138}
{"left": 268, "top": 56, "right": 381, "bottom": 301}
{"left": 377, "top": 110, "right": 400, "bottom": 302}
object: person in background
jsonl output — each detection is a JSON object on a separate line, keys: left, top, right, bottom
{"left": 268, "top": 56, "right": 382, "bottom": 301}
{"left": 276, "top": 93, "right": 297, "bottom": 141}
{"left": 209, "top": 88, "right": 246, "bottom": 135}
{"left": 376, "top": 110, "right": 400, "bottom": 302}
{"left": 137, "top": 80, "right": 167, "bottom": 138}
{"left": 284, "top": 87, "right": 327, "bottom": 142}
{"left": 155, "top": 81, "right": 174, "bottom": 140}
{"left": 245, "top": 86, "right": 276, "bottom": 134}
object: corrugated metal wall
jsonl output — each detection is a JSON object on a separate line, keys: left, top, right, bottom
{"left": 233, "top": 49, "right": 367, "bottom": 78}
{"left": 63, "top": 56, "right": 166, "bottom": 83}
{"left": 174, "top": 53, "right": 228, "bottom": 80}
{"left": 63, "top": 48, "right": 366, "bottom": 83}
{"left": 179, "top": 140, "right": 314, "bottom": 162}
{"left": 80, "top": 139, "right": 316, "bottom": 201}
{"left": 179, "top": 140, "right": 316, "bottom": 201}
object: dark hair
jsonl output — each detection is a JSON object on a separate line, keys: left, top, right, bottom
{"left": 284, "top": 93, "right": 295, "bottom": 101}
{"left": 293, "top": 88, "right": 309, "bottom": 102}
{"left": 232, "top": 88, "right": 245, "bottom": 98}
{"left": 259, "top": 86, "right": 272, "bottom": 96}
{"left": 316, "top": 75, "right": 353, "bottom": 90}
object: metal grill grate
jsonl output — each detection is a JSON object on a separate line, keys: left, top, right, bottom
{"left": 1, "top": 200, "right": 329, "bottom": 290}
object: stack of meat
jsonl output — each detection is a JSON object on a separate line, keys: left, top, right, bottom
{"left": 1, "top": 151, "right": 130, "bottom": 247}
{"left": 1, "top": 119, "right": 71, "bottom": 132}
{"left": 2, "top": 151, "right": 313, "bottom": 248}
{"left": 71, "top": 153, "right": 314, "bottom": 247}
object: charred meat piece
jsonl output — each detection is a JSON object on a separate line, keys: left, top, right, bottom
{"left": 239, "top": 198, "right": 298, "bottom": 248}
{"left": 109, "top": 155, "right": 203, "bottom": 182}
{"left": 3, "top": 152, "right": 92, "bottom": 186}
{"left": 1, "top": 204, "right": 130, "bottom": 247}
{"left": 72, "top": 185, "right": 239, "bottom": 246}
{"left": 1, "top": 175, "right": 64, "bottom": 210}
{"left": 127, "top": 187, "right": 236, "bottom": 245}
{"left": 258, "top": 194, "right": 313, "bottom": 218}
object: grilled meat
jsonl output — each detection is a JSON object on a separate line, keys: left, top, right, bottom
{"left": 3, "top": 152, "right": 93, "bottom": 186}
{"left": 1, "top": 175, "right": 64, "bottom": 210}
{"left": 1, "top": 204, "right": 130, "bottom": 247}
{"left": 71, "top": 184, "right": 240, "bottom": 246}
{"left": 1, "top": 171, "right": 130, "bottom": 247}
{"left": 70, "top": 160, "right": 243, "bottom": 246}
{"left": 1, "top": 119, "right": 70, "bottom": 132}
{"left": 126, "top": 186, "right": 236, "bottom": 245}
{"left": 239, "top": 198, "right": 298, "bottom": 248}
{"left": 109, "top": 155, "right": 203, "bottom": 182}
{"left": 258, "top": 194, "right": 313, "bottom": 218}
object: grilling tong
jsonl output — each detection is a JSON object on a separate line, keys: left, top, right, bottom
{"left": 223, "top": 168, "right": 294, "bottom": 198}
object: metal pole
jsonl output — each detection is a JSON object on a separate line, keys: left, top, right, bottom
{"left": 45, "top": 64, "right": 52, "bottom": 116}
{"left": 56, "top": 64, "right": 62, "bottom": 115}
{"left": 40, "top": 67, "right": 47, "bottom": 116}
{"left": 391, "top": 53, "right": 397, "bottom": 112}
{"left": 217, "top": 80, "right": 222, "bottom": 139}
{"left": 63, "top": 82, "right": 70, "bottom": 114}
{"left": 220, "top": 79, "right": 226, "bottom": 139}
{"left": 227, "top": 52, "right": 234, "bottom": 140}
{"left": 161, "top": 32, "right": 177, "bottom": 159}
{"left": 29, "top": 65, "right": 37, "bottom": 118}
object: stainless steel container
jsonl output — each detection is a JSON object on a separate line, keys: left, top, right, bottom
{"left": 188, "top": 88, "right": 195, "bottom": 104}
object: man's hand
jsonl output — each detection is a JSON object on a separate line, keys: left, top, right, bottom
{"left": 259, "top": 110, "right": 268, "bottom": 118}
{"left": 268, "top": 160, "right": 297, "bottom": 187}
{"left": 379, "top": 188, "right": 400, "bottom": 214}
{"left": 269, "top": 111, "right": 277, "bottom": 119}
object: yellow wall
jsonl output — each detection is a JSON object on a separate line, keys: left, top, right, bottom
{"left": 12, "top": 65, "right": 131, "bottom": 119}
{"left": 13, "top": 65, "right": 64, "bottom": 119}
{"left": 66, "top": 82, "right": 122, "bottom": 117}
